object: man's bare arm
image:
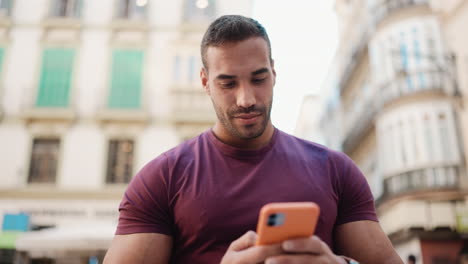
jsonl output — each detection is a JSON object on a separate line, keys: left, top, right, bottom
{"left": 103, "top": 233, "right": 173, "bottom": 264}
{"left": 335, "top": 220, "right": 403, "bottom": 264}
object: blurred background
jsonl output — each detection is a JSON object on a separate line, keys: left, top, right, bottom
{"left": 0, "top": 0, "right": 467, "bottom": 263}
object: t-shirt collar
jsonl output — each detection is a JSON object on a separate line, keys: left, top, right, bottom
{"left": 207, "top": 127, "right": 278, "bottom": 159}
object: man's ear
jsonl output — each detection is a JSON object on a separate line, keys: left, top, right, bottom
{"left": 271, "top": 59, "right": 276, "bottom": 85}
{"left": 201, "top": 67, "right": 210, "bottom": 95}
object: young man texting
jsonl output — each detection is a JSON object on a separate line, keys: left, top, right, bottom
{"left": 104, "top": 15, "right": 403, "bottom": 264}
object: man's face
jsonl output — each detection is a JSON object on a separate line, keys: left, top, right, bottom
{"left": 201, "top": 37, "right": 276, "bottom": 140}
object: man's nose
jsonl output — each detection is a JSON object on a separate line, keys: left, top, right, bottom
{"left": 236, "top": 84, "right": 256, "bottom": 109}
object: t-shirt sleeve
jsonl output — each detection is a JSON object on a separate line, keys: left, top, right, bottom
{"left": 334, "top": 152, "right": 379, "bottom": 226}
{"left": 115, "top": 154, "right": 173, "bottom": 236}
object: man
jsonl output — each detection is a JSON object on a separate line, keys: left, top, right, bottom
{"left": 104, "top": 15, "right": 403, "bottom": 264}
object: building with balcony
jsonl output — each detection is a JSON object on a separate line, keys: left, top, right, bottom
{"left": 430, "top": 0, "right": 468, "bottom": 196}
{"left": 314, "top": 0, "right": 468, "bottom": 262}
{"left": 0, "top": 0, "right": 252, "bottom": 263}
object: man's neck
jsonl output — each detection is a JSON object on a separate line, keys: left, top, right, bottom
{"left": 212, "top": 123, "right": 275, "bottom": 150}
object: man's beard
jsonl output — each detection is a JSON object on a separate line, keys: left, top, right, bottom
{"left": 212, "top": 99, "right": 273, "bottom": 140}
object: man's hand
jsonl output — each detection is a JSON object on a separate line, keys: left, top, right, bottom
{"left": 265, "top": 235, "right": 347, "bottom": 264}
{"left": 221, "top": 232, "right": 348, "bottom": 264}
{"left": 220, "top": 231, "right": 284, "bottom": 264}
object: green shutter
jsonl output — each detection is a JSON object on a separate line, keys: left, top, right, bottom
{"left": 108, "top": 49, "right": 144, "bottom": 109}
{"left": 36, "top": 48, "right": 75, "bottom": 107}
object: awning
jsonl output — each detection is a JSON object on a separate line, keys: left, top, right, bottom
{"left": 0, "top": 232, "right": 22, "bottom": 249}
{"left": 15, "top": 223, "right": 115, "bottom": 257}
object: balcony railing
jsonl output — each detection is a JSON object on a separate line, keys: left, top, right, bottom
{"left": 341, "top": 69, "right": 455, "bottom": 154}
{"left": 376, "top": 69, "right": 456, "bottom": 107}
{"left": 373, "top": 0, "right": 430, "bottom": 27}
{"left": 170, "top": 88, "right": 216, "bottom": 124}
{"left": 381, "top": 164, "right": 461, "bottom": 199}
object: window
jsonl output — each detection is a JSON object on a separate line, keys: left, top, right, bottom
{"left": 438, "top": 112, "right": 452, "bottom": 160}
{"left": 399, "top": 34, "right": 408, "bottom": 71}
{"left": 410, "top": 117, "right": 419, "bottom": 162}
{"left": 399, "top": 33, "right": 413, "bottom": 92}
{"left": 108, "top": 49, "right": 144, "bottom": 109}
{"left": 425, "top": 25, "right": 436, "bottom": 60}
{"left": 386, "top": 36, "right": 396, "bottom": 83}
{"left": 106, "top": 139, "right": 134, "bottom": 184}
{"left": 399, "top": 121, "right": 407, "bottom": 166}
{"left": 0, "top": 0, "right": 12, "bottom": 17}
{"left": 36, "top": 48, "right": 75, "bottom": 107}
{"left": 388, "top": 125, "right": 396, "bottom": 169}
{"left": 184, "top": 0, "right": 216, "bottom": 23}
{"left": 50, "top": 0, "right": 83, "bottom": 18}
{"left": 28, "top": 139, "right": 60, "bottom": 184}
{"left": 423, "top": 113, "right": 434, "bottom": 162}
{"left": 413, "top": 28, "right": 426, "bottom": 89}
{"left": 116, "top": 0, "right": 147, "bottom": 20}
{"left": 173, "top": 55, "right": 181, "bottom": 82}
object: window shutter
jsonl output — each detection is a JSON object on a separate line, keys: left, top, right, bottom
{"left": 36, "top": 48, "right": 75, "bottom": 107}
{"left": 108, "top": 49, "right": 144, "bottom": 109}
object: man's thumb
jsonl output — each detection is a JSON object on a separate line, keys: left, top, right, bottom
{"left": 229, "top": 231, "right": 257, "bottom": 251}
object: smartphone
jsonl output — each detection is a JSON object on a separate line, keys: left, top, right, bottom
{"left": 255, "top": 202, "right": 320, "bottom": 246}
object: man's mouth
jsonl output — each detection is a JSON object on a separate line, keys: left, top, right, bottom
{"left": 233, "top": 113, "right": 262, "bottom": 125}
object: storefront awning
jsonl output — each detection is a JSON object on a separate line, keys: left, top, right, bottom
{"left": 15, "top": 223, "right": 115, "bottom": 257}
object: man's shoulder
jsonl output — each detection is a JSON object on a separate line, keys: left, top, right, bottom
{"left": 146, "top": 130, "right": 210, "bottom": 167}
{"left": 276, "top": 130, "right": 345, "bottom": 161}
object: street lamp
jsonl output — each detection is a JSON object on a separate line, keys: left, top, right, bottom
{"left": 196, "top": 0, "right": 209, "bottom": 9}
{"left": 136, "top": 0, "right": 148, "bottom": 7}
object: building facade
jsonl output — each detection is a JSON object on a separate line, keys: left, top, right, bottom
{"left": 294, "top": 94, "right": 324, "bottom": 144}
{"left": 318, "top": 0, "right": 468, "bottom": 263}
{"left": 430, "top": 0, "right": 468, "bottom": 193}
{"left": 0, "top": 0, "right": 252, "bottom": 263}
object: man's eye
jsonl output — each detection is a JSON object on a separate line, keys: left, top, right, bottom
{"left": 252, "top": 78, "right": 266, "bottom": 84}
{"left": 221, "top": 82, "right": 236, "bottom": 88}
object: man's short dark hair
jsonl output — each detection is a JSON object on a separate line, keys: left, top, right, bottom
{"left": 201, "top": 15, "right": 272, "bottom": 69}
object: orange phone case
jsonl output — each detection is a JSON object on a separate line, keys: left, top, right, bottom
{"left": 255, "top": 202, "right": 320, "bottom": 246}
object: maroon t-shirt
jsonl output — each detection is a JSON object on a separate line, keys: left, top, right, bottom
{"left": 116, "top": 128, "right": 378, "bottom": 263}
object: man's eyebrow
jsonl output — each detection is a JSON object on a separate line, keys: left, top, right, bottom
{"left": 252, "top": 68, "right": 269, "bottom": 76}
{"left": 215, "top": 74, "right": 236, "bottom": 80}
{"left": 214, "top": 68, "right": 268, "bottom": 80}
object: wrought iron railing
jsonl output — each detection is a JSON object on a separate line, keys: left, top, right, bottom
{"left": 373, "top": 0, "right": 429, "bottom": 27}
{"left": 382, "top": 164, "right": 461, "bottom": 198}
{"left": 341, "top": 69, "right": 455, "bottom": 154}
